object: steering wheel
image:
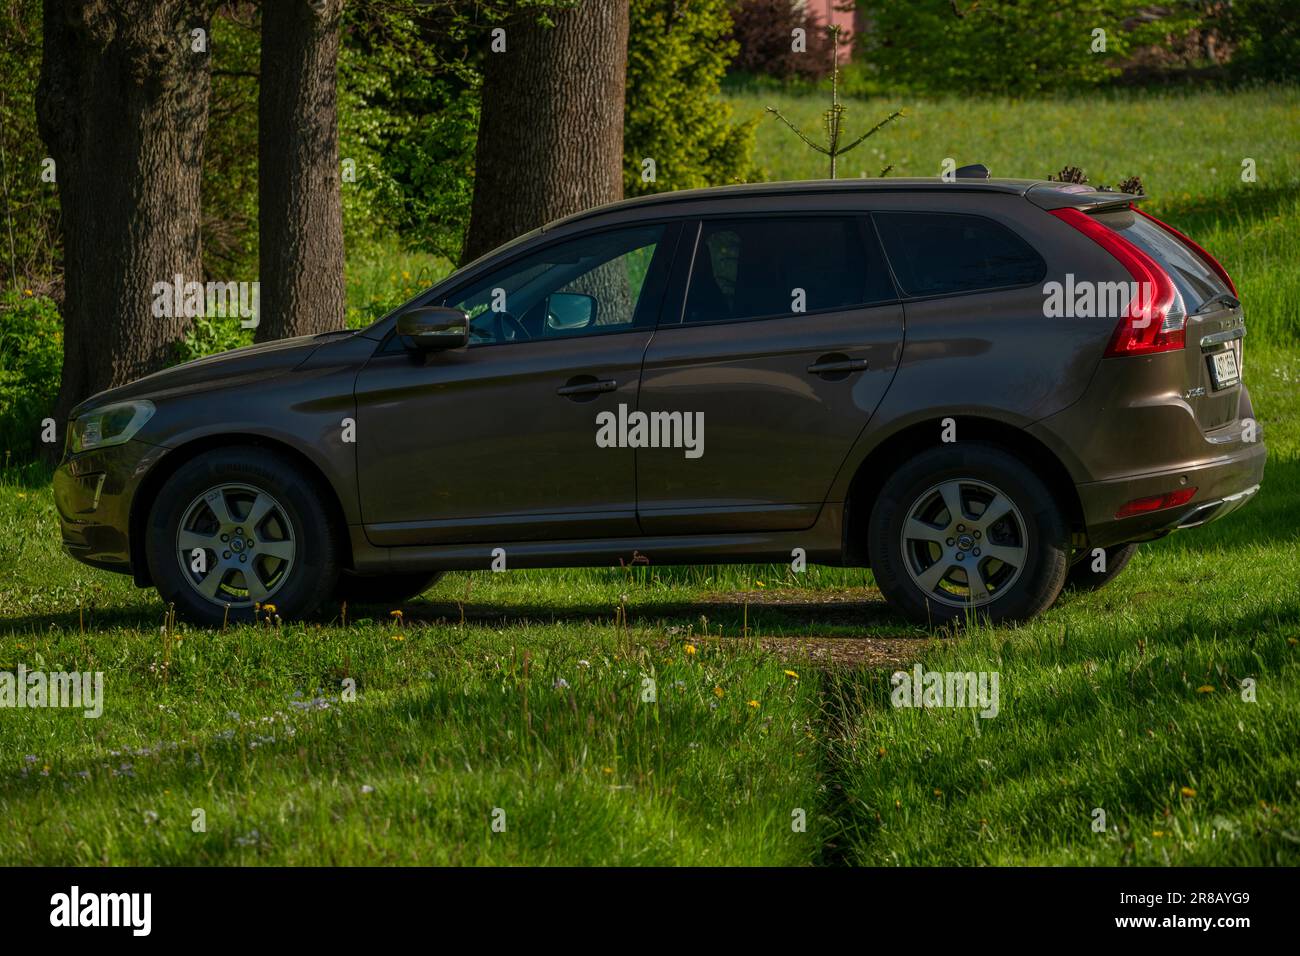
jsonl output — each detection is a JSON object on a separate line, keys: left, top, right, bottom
{"left": 493, "top": 310, "right": 530, "bottom": 343}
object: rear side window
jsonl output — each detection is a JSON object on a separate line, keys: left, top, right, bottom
{"left": 874, "top": 212, "right": 1045, "bottom": 297}
{"left": 682, "top": 217, "right": 895, "bottom": 325}
{"left": 1092, "top": 209, "right": 1229, "bottom": 312}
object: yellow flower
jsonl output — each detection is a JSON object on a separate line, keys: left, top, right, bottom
{"left": 23, "top": 289, "right": 33, "bottom": 296}
{"left": 602, "top": 767, "right": 613, "bottom": 775}
{"left": 402, "top": 270, "right": 410, "bottom": 280}
{"left": 784, "top": 669, "right": 799, "bottom": 680}
{"left": 1153, "top": 830, "right": 1165, "bottom": 838}
{"left": 747, "top": 699, "right": 759, "bottom": 708}
{"left": 262, "top": 603, "right": 276, "bottom": 613}
{"left": 392, "top": 634, "right": 405, "bottom": 642}
{"left": 1180, "top": 786, "right": 1196, "bottom": 798}
{"left": 684, "top": 643, "right": 696, "bottom": 656}
{"left": 754, "top": 580, "right": 765, "bottom": 588}
{"left": 877, "top": 746, "right": 886, "bottom": 758}
{"left": 389, "top": 609, "right": 403, "bottom": 619}
{"left": 1196, "top": 684, "right": 1215, "bottom": 693}
{"left": 933, "top": 788, "right": 942, "bottom": 796}
{"left": 713, "top": 685, "right": 724, "bottom": 699}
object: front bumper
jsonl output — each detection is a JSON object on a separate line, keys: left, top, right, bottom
{"left": 1075, "top": 438, "right": 1267, "bottom": 550}
{"left": 53, "top": 439, "right": 168, "bottom": 574}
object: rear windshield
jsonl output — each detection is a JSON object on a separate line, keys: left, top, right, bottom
{"left": 1092, "top": 209, "right": 1230, "bottom": 312}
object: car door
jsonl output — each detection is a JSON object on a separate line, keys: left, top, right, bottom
{"left": 354, "top": 221, "right": 681, "bottom": 547}
{"left": 635, "top": 214, "right": 904, "bottom": 534}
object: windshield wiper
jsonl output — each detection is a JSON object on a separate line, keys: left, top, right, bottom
{"left": 1193, "top": 292, "right": 1240, "bottom": 315}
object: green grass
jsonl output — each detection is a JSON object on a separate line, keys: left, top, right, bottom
{"left": 2, "top": 87, "right": 1298, "bottom": 865}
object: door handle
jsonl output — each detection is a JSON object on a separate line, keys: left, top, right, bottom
{"left": 807, "top": 357, "right": 869, "bottom": 375}
{"left": 557, "top": 378, "right": 618, "bottom": 397}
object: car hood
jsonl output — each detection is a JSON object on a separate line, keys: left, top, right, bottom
{"left": 70, "top": 332, "right": 349, "bottom": 417}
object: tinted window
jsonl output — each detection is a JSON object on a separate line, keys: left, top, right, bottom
{"left": 682, "top": 217, "right": 894, "bottom": 325}
{"left": 1093, "top": 209, "right": 1228, "bottom": 312}
{"left": 445, "top": 224, "right": 667, "bottom": 345}
{"left": 874, "top": 212, "right": 1045, "bottom": 297}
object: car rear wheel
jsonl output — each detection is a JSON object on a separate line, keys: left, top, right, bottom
{"left": 333, "top": 571, "right": 446, "bottom": 605}
{"left": 868, "top": 443, "right": 1070, "bottom": 626}
{"left": 1065, "top": 542, "right": 1139, "bottom": 592}
{"left": 145, "top": 448, "right": 340, "bottom": 626}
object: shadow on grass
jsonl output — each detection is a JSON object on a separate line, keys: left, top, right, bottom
{"left": 1153, "top": 182, "right": 1300, "bottom": 237}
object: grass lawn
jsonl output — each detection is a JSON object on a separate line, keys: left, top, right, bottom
{"left": 1, "top": 87, "right": 1298, "bottom": 865}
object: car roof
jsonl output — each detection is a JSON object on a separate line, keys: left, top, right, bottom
{"left": 544, "top": 178, "right": 1037, "bottom": 230}
{"left": 543, "top": 177, "right": 1138, "bottom": 232}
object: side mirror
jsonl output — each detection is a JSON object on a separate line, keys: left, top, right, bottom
{"left": 546, "top": 292, "right": 597, "bottom": 331}
{"left": 396, "top": 306, "right": 469, "bottom": 351}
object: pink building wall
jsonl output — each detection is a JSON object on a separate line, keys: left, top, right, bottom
{"left": 802, "top": 0, "right": 860, "bottom": 61}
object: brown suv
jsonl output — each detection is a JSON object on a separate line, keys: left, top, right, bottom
{"left": 53, "top": 175, "right": 1265, "bottom": 625}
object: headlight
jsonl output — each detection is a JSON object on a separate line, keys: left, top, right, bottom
{"left": 68, "top": 400, "right": 156, "bottom": 454}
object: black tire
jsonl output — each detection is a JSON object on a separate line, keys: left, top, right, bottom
{"left": 334, "top": 570, "right": 445, "bottom": 605}
{"left": 867, "top": 443, "right": 1070, "bottom": 626}
{"left": 145, "top": 447, "right": 340, "bottom": 626}
{"left": 1065, "top": 542, "right": 1139, "bottom": 592}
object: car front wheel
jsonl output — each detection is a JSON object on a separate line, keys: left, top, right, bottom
{"left": 868, "top": 443, "right": 1070, "bottom": 626}
{"left": 145, "top": 447, "right": 340, "bottom": 625}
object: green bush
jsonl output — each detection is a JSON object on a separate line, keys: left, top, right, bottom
{"left": 1226, "top": 0, "right": 1300, "bottom": 81}
{"left": 855, "top": 0, "right": 1138, "bottom": 94}
{"left": 170, "top": 315, "right": 255, "bottom": 366}
{"left": 624, "top": 0, "right": 759, "bottom": 196}
{"left": 0, "top": 290, "right": 61, "bottom": 461}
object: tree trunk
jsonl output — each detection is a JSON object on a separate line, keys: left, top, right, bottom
{"left": 37, "top": 0, "right": 214, "bottom": 430}
{"left": 255, "top": 0, "right": 346, "bottom": 342}
{"left": 461, "top": 0, "right": 630, "bottom": 265}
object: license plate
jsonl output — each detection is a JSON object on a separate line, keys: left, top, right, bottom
{"left": 1210, "top": 348, "right": 1240, "bottom": 389}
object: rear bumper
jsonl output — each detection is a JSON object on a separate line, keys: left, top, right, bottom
{"left": 1075, "top": 439, "right": 1266, "bottom": 550}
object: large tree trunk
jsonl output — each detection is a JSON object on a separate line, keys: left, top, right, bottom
{"left": 37, "top": 0, "right": 214, "bottom": 430}
{"left": 461, "top": 0, "right": 629, "bottom": 265}
{"left": 255, "top": 0, "right": 346, "bottom": 342}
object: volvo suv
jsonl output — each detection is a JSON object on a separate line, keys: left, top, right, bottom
{"left": 54, "top": 174, "right": 1265, "bottom": 626}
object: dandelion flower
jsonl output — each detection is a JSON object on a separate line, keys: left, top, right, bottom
{"left": 1197, "top": 685, "right": 1215, "bottom": 693}
{"left": 747, "top": 699, "right": 759, "bottom": 708}
{"left": 1180, "top": 786, "right": 1196, "bottom": 798}
{"left": 784, "top": 669, "right": 798, "bottom": 680}
{"left": 684, "top": 644, "right": 696, "bottom": 656}
{"left": 713, "top": 685, "right": 724, "bottom": 699}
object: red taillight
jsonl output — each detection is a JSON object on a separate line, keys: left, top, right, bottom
{"left": 1115, "top": 487, "right": 1197, "bottom": 519}
{"left": 1049, "top": 206, "right": 1186, "bottom": 357}
{"left": 1132, "top": 205, "right": 1237, "bottom": 297}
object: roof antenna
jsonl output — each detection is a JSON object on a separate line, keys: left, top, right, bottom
{"left": 955, "top": 163, "right": 990, "bottom": 180}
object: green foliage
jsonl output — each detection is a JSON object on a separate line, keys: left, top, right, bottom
{"left": 1226, "top": 0, "right": 1300, "bottom": 81}
{"left": 854, "top": 0, "right": 1140, "bottom": 94}
{"left": 623, "top": 0, "right": 758, "bottom": 196}
{"left": 0, "top": 290, "right": 60, "bottom": 460}
{"left": 0, "top": 0, "right": 59, "bottom": 291}
{"left": 171, "top": 315, "right": 255, "bottom": 366}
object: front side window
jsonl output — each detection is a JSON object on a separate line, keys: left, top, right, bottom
{"left": 873, "top": 211, "right": 1045, "bottom": 297}
{"left": 445, "top": 224, "right": 668, "bottom": 346}
{"left": 682, "top": 217, "right": 895, "bottom": 325}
